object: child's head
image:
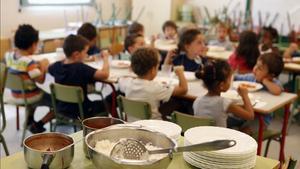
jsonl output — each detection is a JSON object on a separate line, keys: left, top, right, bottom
{"left": 128, "top": 22, "right": 144, "bottom": 36}
{"left": 178, "top": 29, "right": 205, "bottom": 57}
{"left": 236, "top": 31, "right": 260, "bottom": 69}
{"left": 253, "top": 52, "right": 284, "bottom": 82}
{"left": 124, "top": 34, "right": 145, "bottom": 54}
{"left": 130, "top": 47, "right": 160, "bottom": 80}
{"left": 261, "top": 26, "right": 279, "bottom": 46}
{"left": 77, "top": 23, "right": 97, "bottom": 47}
{"left": 162, "top": 20, "right": 177, "bottom": 39}
{"left": 14, "top": 24, "right": 39, "bottom": 54}
{"left": 216, "top": 23, "right": 228, "bottom": 41}
{"left": 196, "top": 60, "right": 232, "bottom": 92}
{"left": 63, "top": 34, "right": 89, "bottom": 62}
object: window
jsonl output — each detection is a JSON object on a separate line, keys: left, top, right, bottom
{"left": 21, "top": 0, "right": 94, "bottom": 6}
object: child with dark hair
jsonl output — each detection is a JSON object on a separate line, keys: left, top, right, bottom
{"left": 228, "top": 31, "right": 260, "bottom": 74}
{"left": 208, "top": 23, "right": 233, "bottom": 50}
{"left": 49, "top": 34, "right": 110, "bottom": 119}
{"left": 230, "top": 52, "right": 284, "bottom": 133}
{"left": 259, "top": 26, "right": 279, "bottom": 54}
{"left": 161, "top": 20, "right": 178, "bottom": 40}
{"left": 5, "top": 24, "right": 54, "bottom": 133}
{"left": 164, "top": 28, "right": 207, "bottom": 72}
{"left": 193, "top": 60, "right": 254, "bottom": 127}
{"left": 118, "top": 47, "right": 188, "bottom": 120}
{"left": 128, "top": 22, "right": 145, "bottom": 35}
{"left": 119, "top": 34, "right": 145, "bottom": 60}
{"left": 77, "top": 22, "right": 100, "bottom": 56}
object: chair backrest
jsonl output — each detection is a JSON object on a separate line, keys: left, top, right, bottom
{"left": 171, "top": 111, "right": 215, "bottom": 133}
{"left": 0, "top": 63, "right": 7, "bottom": 133}
{"left": 117, "top": 95, "right": 151, "bottom": 121}
{"left": 50, "top": 83, "right": 84, "bottom": 118}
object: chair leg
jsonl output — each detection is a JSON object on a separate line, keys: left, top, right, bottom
{"left": 21, "top": 109, "right": 30, "bottom": 147}
{"left": 0, "top": 134, "right": 9, "bottom": 156}
{"left": 73, "top": 125, "right": 77, "bottom": 132}
{"left": 264, "top": 139, "right": 272, "bottom": 157}
{"left": 16, "top": 106, "right": 20, "bottom": 130}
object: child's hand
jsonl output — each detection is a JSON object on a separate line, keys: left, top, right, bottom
{"left": 101, "top": 50, "right": 110, "bottom": 60}
{"left": 174, "top": 65, "right": 184, "bottom": 75}
{"left": 39, "top": 59, "right": 50, "bottom": 72}
{"left": 237, "top": 85, "right": 249, "bottom": 97}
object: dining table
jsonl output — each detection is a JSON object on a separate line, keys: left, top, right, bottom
{"left": 30, "top": 52, "right": 297, "bottom": 164}
{"left": 0, "top": 130, "right": 280, "bottom": 169}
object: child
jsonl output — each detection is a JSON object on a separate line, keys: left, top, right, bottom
{"left": 48, "top": 34, "right": 109, "bottom": 119}
{"left": 193, "top": 60, "right": 254, "bottom": 127}
{"left": 259, "top": 26, "right": 279, "bottom": 54}
{"left": 161, "top": 20, "right": 178, "bottom": 40}
{"left": 208, "top": 23, "right": 233, "bottom": 51}
{"left": 230, "top": 52, "right": 284, "bottom": 133}
{"left": 228, "top": 31, "right": 260, "bottom": 74}
{"left": 5, "top": 24, "right": 54, "bottom": 133}
{"left": 118, "top": 47, "right": 188, "bottom": 120}
{"left": 128, "top": 21, "right": 145, "bottom": 35}
{"left": 164, "top": 28, "right": 207, "bottom": 72}
{"left": 77, "top": 22, "right": 100, "bottom": 58}
{"left": 118, "top": 34, "right": 145, "bottom": 60}
{"left": 283, "top": 42, "right": 300, "bottom": 58}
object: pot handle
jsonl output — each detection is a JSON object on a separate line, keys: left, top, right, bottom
{"left": 40, "top": 153, "right": 54, "bottom": 169}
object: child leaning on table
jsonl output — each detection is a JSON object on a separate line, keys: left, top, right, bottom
{"left": 5, "top": 24, "right": 54, "bottom": 133}
{"left": 228, "top": 52, "right": 284, "bottom": 133}
{"left": 48, "top": 34, "right": 110, "bottom": 119}
{"left": 193, "top": 60, "right": 254, "bottom": 127}
{"left": 118, "top": 47, "right": 188, "bottom": 120}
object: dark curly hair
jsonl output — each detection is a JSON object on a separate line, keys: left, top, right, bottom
{"left": 162, "top": 20, "right": 178, "bottom": 32}
{"left": 131, "top": 47, "right": 159, "bottom": 76}
{"left": 14, "top": 24, "right": 39, "bottom": 50}
{"left": 63, "top": 34, "right": 89, "bottom": 57}
{"left": 236, "top": 31, "right": 260, "bottom": 69}
{"left": 195, "top": 60, "right": 232, "bottom": 91}
{"left": 124, "top": 34, "right": 143, "bottom": 51}
{"left": 128, "top": 22, "right": 144, "bottom": 35}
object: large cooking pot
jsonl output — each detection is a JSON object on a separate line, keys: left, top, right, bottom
{"left": 82, "top": 117, "right": 125, "bottom": 157}
{"left": 85, "top": 125, "right": 176, "bottom": 169}
{"left": 23, "top": 132, "right": 74, "bottom": 169}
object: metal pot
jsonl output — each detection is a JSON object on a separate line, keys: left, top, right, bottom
{"left": 82, "top": 117, "right": 125, "bottom": 158}
{"left": 23, "top": 132, "right": 74, "bottom": 169}
{"left": 85, "top": 125, "right": 176, "bottom": 169}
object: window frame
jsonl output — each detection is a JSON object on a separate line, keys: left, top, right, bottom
{"left": 20, "top": 0, "right": 95, "bottom": 7}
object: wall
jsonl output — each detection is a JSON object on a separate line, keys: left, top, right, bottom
{"left": 186, "top": 0, "right": 300, "bottom": 35}
{"left": 0, "top": 0, "right": 131, "bottom": 38}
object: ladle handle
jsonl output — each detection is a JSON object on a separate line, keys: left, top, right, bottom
{"left": 40, "top": 154, "right": 54, "bottom": 169}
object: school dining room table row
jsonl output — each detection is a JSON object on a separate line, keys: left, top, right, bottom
{"left": 28, "top": 51, "right": 298, "bottom": 164}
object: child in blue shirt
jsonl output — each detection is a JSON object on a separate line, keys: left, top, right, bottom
{"left": 163, "top": 28, "right": 207, "bottom": 72}
{"left": 77, "top": 23, "right": 100, "bottom": 58}
{"left": 229, "top": 52, "right": 284, "bottom": 133}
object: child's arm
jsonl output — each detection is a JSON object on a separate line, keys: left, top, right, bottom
{"left": 283, "top": 43, "right": 298, "bottom": 59}
{"left": 172, "top": 66, "right": 188, "bottom": 96}
{"left": 227, "top": 86, "right": 254, "bottom": 120}
{"left": 93, "top": 50, "right": 110, "bottom": 80}
{"left": 262, "top": 78, "right": 282, "bottom": 95}
{"left": 34, "top": 59, "right": 49, "bottom": 84}
{"left": 163, "top": 49, "right": 176, "bottom": 65}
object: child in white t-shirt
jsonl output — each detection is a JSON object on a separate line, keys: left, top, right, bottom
{"left": 118, "top": 47, "right": 188, "bottom": 120}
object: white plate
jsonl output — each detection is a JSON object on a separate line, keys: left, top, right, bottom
{"left": 292, "top": 57, "right": 300, "bottom": 62}
{"left": 208, "top": 46, "right": 226, "bottom": 52}
{"left": 132, "top": 120, "right": 182, "bottom": 140}
{"left": 110, "top": 60, "right": 131, "bottom": 69}
{"left": 221, "top": 90, "right": 255, "bottom": 104}
{"left": 184, "top": 126, "right": 257, "bottom": 155}
{"left": 154, "top": 76, "right": 179, "bottom": 86}
{"left": 232, "top": 81, "right": 263, "bottom": 92}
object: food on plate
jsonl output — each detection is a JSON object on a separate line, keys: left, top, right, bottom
{"left": 239, "top": 83, "right": 257, "bottom": 89}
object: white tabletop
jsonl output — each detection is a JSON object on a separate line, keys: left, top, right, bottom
{"left": 33, "top": 53, "right": 297, "bottom": 114}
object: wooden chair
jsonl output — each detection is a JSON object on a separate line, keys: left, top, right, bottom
{"left": 0, "top": 63, "right": 9, "bottom": 155}
{"left": 117, "top": 95, "right": 152, "bottom": 121}
{"left": 171, "top": 111, "right": 215, "bottom": 133}
{"left": 50, "top": 83, "right": 85, "bottom": 132}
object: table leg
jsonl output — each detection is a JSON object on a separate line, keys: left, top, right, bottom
{"left": 257, "top": 113, "right": 265, "bottom": 155}
{"left": 279, "top": 104, "right": 290, "bottom": 164}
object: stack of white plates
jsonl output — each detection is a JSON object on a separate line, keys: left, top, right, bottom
{"left": 184, "top": 126, "right": 257, "bottom": 169}
{"left": 132, "top": 120, "right": 182, "bottom": 142}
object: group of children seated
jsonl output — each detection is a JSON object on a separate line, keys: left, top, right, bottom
{"left": 3, "top": 19, "right": 294, "bottom": 136}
